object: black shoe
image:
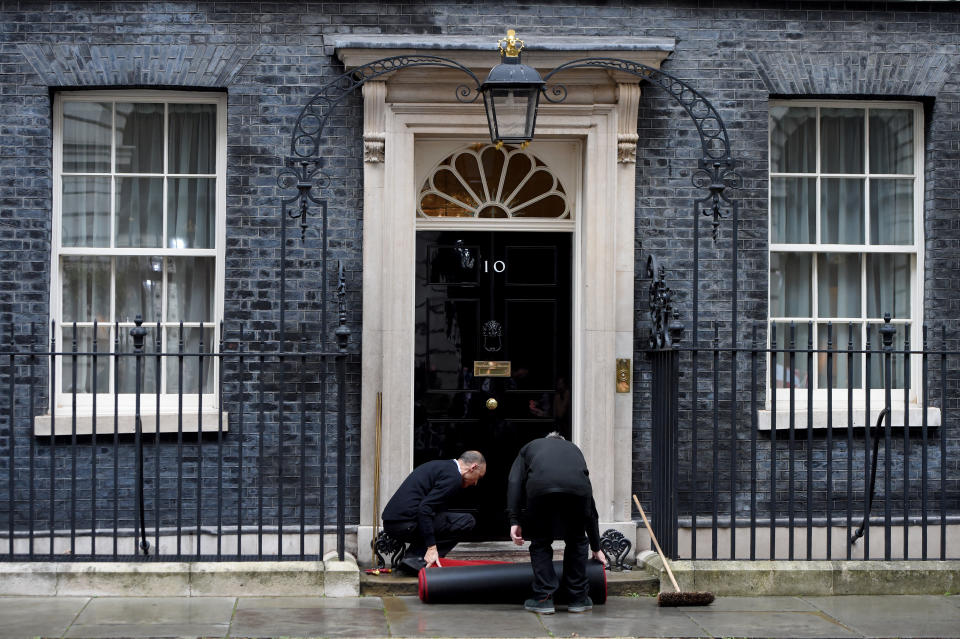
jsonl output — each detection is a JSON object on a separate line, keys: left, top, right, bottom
{"left": 567, "top": 595, "right": 593, "bottom": 613}
{"left": 398, "top": 556, "right": 426, "bottom": 575}
{"left": 523, "top": 597, "right": 555, "bottom": 614}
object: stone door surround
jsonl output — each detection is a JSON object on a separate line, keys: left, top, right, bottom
{"left": 335, "top": 35, "right": 675, "bottom": 564}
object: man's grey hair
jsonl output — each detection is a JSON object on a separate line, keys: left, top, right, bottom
{"left": 545, "top": 431, "right": 565, "bottom": 440}
{"left": 458, "top": 450, "right": 486, "bottom": 465}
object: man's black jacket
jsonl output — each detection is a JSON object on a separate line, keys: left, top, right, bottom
{"left": 506, "top": 437, "right": 601, "bottom": 551}
{"left": 382, "top": 459, "right": 461, "bottom": 548}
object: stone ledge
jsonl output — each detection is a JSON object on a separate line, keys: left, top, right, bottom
{"left": 637, "top": 554, "right": 960, "bottom": 596}
{"left": 0, "top": 560, "right": 360, "bottom": 597}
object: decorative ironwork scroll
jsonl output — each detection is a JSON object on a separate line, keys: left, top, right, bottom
{"left": 336, "top": 261, "right": 350, "bottom": 353}
{"left": 290, "top": 55, "right": 481, "bottom": 161}
{"left": 600, "top": 528, "right": 633, "bottom": 572}
{"left": 646, "top": 254, "right": 682, "bottom": 350}
{"left": 541, "top": 58, "right": 740, "bottom": 240}
{"left": 373, "top": 530, "right": 406, "bottom": 570}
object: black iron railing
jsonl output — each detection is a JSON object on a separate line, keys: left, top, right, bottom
{"left": 0, "top": 316, "right": 351, "bottom": 562}
{"left": 644, "top": 314, "right": 959, "bottom": 561}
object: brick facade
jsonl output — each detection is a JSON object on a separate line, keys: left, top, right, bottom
{"left": 1, "top": 1, "right": 958, "bottom": 548}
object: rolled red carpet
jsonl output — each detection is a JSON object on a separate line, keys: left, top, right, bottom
{"left": 418, "top": 559, "right": 607, "bottom": 605}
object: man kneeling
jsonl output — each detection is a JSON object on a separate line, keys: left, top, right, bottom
{"left": 381, "top": 450, "right": 486, "bottom": 575}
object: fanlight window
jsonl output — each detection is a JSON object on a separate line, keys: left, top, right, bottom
{"left": 418, "top": 144, "right": 569, "bottom": 219}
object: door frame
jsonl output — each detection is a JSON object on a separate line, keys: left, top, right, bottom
{"left": 356, "top": 89, "right": 641, "bottom": 565}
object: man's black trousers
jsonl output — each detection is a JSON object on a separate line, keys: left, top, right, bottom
{"left": 382, "top": 511, "right": 476, "bottom": 558}
{"left": 524, "top": 493, "right": 590, "bottom": 601}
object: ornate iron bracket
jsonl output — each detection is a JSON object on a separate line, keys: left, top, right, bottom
{"left": 336, "top": 261, "right": 351, "bottom": 353}
{"left": 291, "top": 55, "right": 481, "bottom": 161}
{"left": 541, "top": 57, "right": 740, "bottom": 240}
{"left": 373, "top": 530, "right": 407, "bottom": 570}
{"left": 646, "top": 254, "right": 683, "bottom": 350}
{"left": 599, "top": 528, "right": 633, "bottom": 572}
{"left": 277, "top": 160, "right": 329, "bottom": 242}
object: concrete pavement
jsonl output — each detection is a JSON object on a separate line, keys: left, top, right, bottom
{"left": 1, "top": 594, "right": 958, "bottom": 638}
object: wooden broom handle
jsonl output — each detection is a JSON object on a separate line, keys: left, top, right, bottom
{"left": 633, "top": 494, "right": 681, "bottom": 593}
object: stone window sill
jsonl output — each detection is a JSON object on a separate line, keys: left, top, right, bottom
{"left": 34, "top": 410, "right": 228, "bottom": 436}
{"left": 757, "top": 406, "right": 941, "bottom": 431}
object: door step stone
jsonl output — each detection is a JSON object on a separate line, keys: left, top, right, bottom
{"left": 360, "top": 542, "right": 658, "bottom": 598}
{"left": 360, "top": 567, "right": 658, "bottom": 597}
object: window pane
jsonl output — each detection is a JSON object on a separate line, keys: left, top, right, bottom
{"left": 867, "top": 254, "right": 911, "bottom": 319}
{"left": 770, "top": 106, "right": 815, "bottom": 173}
{"left": 62, "top": 176, "right": 110, "bottom": 247}
{"left": 62, "top": 256, "right": 110, "bottom": 323}
{"left": 867, "top": 323, "right": 909, "bottom": 389}
{"left": 116, "top": 256, "right": 163, "bottom": 323}
{"left": 816, "top": 322, "right": 862, "bottom": 389}
{"left": 818, "top": 253, "right": 861, "bottom": 318}
{"left": 167, "top": 257, "right": 214, "bottom": 323}
{"left": 770, "top": 177, "right": 816, "bottom": 243}
{"left": 166, "top": 326, "right": 214, "bottom": 394}
{"left": 115, "top": 177, "right": 163, "bottom": 247}
{"left": 168, "top": 104, "right": 217, "bottom": 174}
{"left": 870, "top": 179, "right": 913, "bottom": 245}
{"left": 168, "top": 178, "right": 214, "bottom": 248}
{"left": 62, "top": 102, "right": 111, "bottom": 173}
{"left": 870, "top": 109, "right": 913, "bottom": 175}
{"left": 116, "top": 324, "right": 158, "bottom": 394}
{"left": 116, "top": 103, "right": 163, "bottom": 173}
{"left": 61, "top": 325, "right": 110, "bottom": 394}
{"left": 770, "top": 253, "right": 811, "bottom": 317}
{"left": 771, "top": 322, "right": 810, "bottom": 389}
{"left": 454, "top": 151, "right": 486, "bottom": 202}
{"left": 821, "top": 108, "right": 864, "bottom": 174}
{"left": 821, "top": 178, "right": 864, "bottom": 244}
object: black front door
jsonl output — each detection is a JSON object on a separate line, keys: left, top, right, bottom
{"left": 414, "top": 230, "right": 572, "bottom": 540}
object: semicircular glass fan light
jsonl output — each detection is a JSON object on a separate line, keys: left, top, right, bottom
{"left": 418, "top": 144, "right": 569, "bottom": 219}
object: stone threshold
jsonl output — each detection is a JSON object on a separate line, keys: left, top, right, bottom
{"left": 0, "top": 555, "right": 359, "bottom": 597}
{"left": 638, "top": 551, "right": 960, "bottom": 596}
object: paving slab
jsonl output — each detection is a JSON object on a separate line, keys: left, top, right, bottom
{"left": 382, "top": 596, "right": 549, "bottom": 638}
{"left": 690, "top": 595, "right": 819, "bottom": 612}
{"left": 684, "top": 610, "right": 861, "bottom": 638}
{"left": 803, "top": 595, "right": 960, "bottom": 638}
{"left": 64, "top": 596, "right": 236, "bottom": 638}
{"left": 231, "top": 596, "right": 388, "bottom": 638}
{"left": 0, "top": 596, "right": 89, "bottom": 639}
{"left": 538, "top": 597, "right": 708, "bottom": 638}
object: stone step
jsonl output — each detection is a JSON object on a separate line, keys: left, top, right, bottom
{"left": 360, "top": 566, "right": 658, "bottom": 597}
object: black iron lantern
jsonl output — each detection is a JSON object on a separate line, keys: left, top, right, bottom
{"left": 480, "top": 30, "right": 544, "bottom": 145}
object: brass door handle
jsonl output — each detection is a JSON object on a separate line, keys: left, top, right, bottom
{"left": 485, "top": 397, "right": 498, "bottom": 410}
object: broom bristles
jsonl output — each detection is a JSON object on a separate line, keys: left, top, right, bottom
{"left": 657, "top": 591, "right": 715, "bottom": 607}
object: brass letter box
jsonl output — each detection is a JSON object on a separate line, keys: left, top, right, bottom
{"left": 474, "top": 361, "right": 512, "bottom": 378}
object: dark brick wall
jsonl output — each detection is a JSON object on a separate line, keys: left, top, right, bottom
{"left": 0, "top": 1, "right": 958, "bottom": 546}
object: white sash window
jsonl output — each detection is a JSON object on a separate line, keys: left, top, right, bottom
{"left": 767, "top": 100, "right": 924, "bottom": 418}
{"left": 49, "top": 91, "right": 226, "bottom": 428}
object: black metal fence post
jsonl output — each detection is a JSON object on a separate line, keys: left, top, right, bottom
{"left": 646, "top": 254, "right": 681, "bottom": 560}
{"left": 335, "top": 262, "right": 351, "bottom": 561}
{"left": 130, "top": 315, "right": 150, "bottom": 556}
{"left": 880, "top": 314, "right": 896, "bottom": 560}
{"left": 650, "top": 332, "right": 682, "bottom": 560}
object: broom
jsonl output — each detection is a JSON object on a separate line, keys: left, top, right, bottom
{"left": 632, "top": 494, "right": 714, "bottom": 607}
